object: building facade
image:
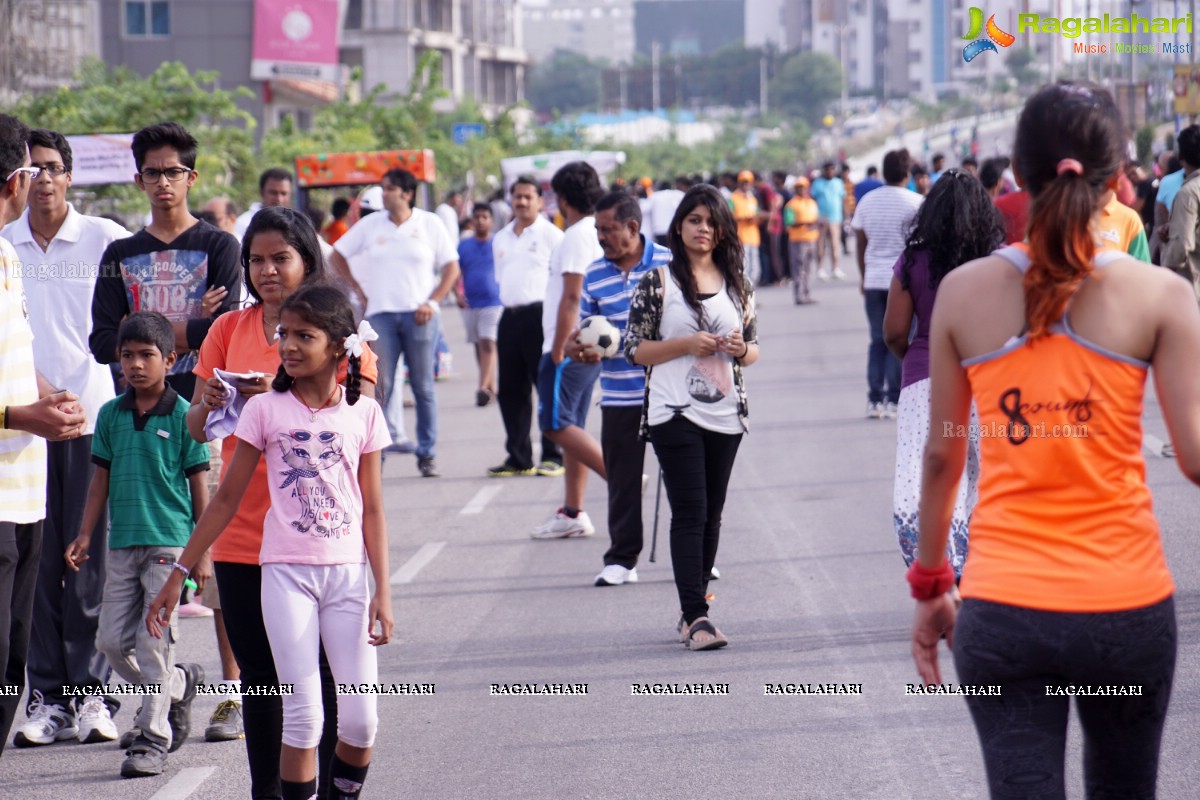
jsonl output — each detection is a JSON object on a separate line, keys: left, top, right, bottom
{"left": 519, "top": 0, "right": 636, "bottom": 65}
{"left": 0, "top": 0, "right": 102, "bottom": 99}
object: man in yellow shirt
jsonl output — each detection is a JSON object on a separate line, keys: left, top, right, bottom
{"left": 783, "top": 177, "right": 820, "bottom": 304}
{"left": 731, "top": 170, "right": 762, "bottom": 284}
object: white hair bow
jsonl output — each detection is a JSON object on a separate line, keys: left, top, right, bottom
{"left": 343, "top": 319, "right": 379, "bottom": 358}
{"left": 274, "top": 324, "right": 282, "bottom": 341}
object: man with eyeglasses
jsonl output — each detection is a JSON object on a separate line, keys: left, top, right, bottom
{"left": 89, "top": 122, "right": 242, "bottom": 402}
{"left": 0, "top": 113, "right": 90, "bottom": 759}
{"left": 1, "top": 129, "right": 130, "bottom": 750}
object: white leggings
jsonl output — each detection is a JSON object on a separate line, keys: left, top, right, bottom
{"left": 261, "top": 563, "right": 379, "bottom": 749}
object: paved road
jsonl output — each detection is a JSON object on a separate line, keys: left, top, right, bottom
{"left": 4, "top": 275, "right": 1199, "bottom": 799}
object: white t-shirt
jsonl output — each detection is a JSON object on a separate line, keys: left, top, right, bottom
{"left": 236, "top": 389, "right": 391, "bottom": 565}
{"left": 646, "top": 189, "right": 685, "bottom": 237}
{"left": 648, "top": 273, "right": 742, "bottom": 435}
{"left": 233, "top": 202, "right": 262, "bottom": 240}
{"left": 434, "top": 203, "right": 460, "bottom": 240}
{"left": 1, "top": 206, "right": 130, "bottom": 432}
{"left": 333, "top": 208, "right": 458, "bottom": 316}
{"left": 542, "top": 216, "right": 602, "bottom": 354}
{"left": 492, "top": 215, "right": 564, "bottom": 308}
{"left": 850, "top": 185, "right": 923, "bottom": 291}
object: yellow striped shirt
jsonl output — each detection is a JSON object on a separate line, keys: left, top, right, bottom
{"left": 0, "top": 238, "right": 46, "bottom": 523}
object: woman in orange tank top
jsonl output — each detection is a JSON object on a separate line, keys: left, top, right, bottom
{"left": 908, "top": 82, "right": 1200, "bottom": 798}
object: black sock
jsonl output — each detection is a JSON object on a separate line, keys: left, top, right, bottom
{"left": 562, "top": 507, "right": 580, "bottom": 518}
{"left": 280, "top": 778, "right": 317, "bottom": 800}
{"left": 330, "top": 753, "right": 370, "bottom": 799}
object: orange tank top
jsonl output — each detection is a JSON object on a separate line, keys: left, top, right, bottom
{"left": 960, "top": 245, "right": 1173, "bottom": 612}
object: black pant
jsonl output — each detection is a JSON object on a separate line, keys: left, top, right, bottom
{"left": 29, "top": 437, "right": 108, "bottom": 709}
{"left": 497, "top": 303, "right": 559, "bottom": 470}
{"left": 954, "top": 597, "right": 1176, "bottom": 799}
{"left": 215, "top": 562, "right": 339, "bottom": 800}
{"left": 650, "top": 416, "right": 742, "bottom": 623}
{"left": 601, "top": 406, "right": 646, "bottom": 569}
{"left": 0, "top": 521, "right": 42, "bottom": 757}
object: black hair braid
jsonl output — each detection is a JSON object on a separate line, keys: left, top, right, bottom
{"left": 345, "top": 354, "right": 362, "bottom": 406}
{"left": 271, "top": 362, "right": 294, "bottom": 393}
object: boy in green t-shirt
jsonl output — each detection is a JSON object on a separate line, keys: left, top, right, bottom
{"left": 65, "top": 312, "right": 209, "bottom": 778}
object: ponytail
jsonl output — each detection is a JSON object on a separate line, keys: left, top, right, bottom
{"left": 345, "top": 354, "right": 362, "bottom": 405}
{"left": 1023, "top": 170, "right": 1096, "bottom": 339}
{"left": 271, "top": 362, "right": 294, "bottom": 393}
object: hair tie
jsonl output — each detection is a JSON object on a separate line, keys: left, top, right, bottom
{"left": 1056, "top": 158, "right": 1083, "bottom": 177}
{"left": 343, "top": 319, "right": 379, "bottom": 358}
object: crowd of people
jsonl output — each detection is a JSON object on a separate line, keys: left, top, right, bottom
{"left": 0, "top": 76, "right": 1199, "bottom": 799}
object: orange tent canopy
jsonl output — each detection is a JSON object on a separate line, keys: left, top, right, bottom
{"left": 294, "top": 149, "right": 436, "bottom": 188}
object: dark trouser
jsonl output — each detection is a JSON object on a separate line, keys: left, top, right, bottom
{"left": 788, "top": 241, "right": 816, "bottom": 303}
{"left": 600, "top": 406, "right": 646, "bottom": 569}
{"left": 28, "top": 437, "right": 108, "bottom": 711}
{"left": 650, "top": 416, "right": 741, "bottom": 624}
{"left": 215, "top": 562, "right": 339, "bottom": 800}
{"left": 864, "top": 289, "right": 901, "bottom": 404}
{"left": 954, "top": 597, "right": 1176, "bottom": 800}
{"left": 0, "top": 521, "right": 43, "bottom": 756}
{"left": 497, "top": 303, "right": 559, "bottom": 470}
{"left": 759, "top": 225, "right": 778, "bottom": 284}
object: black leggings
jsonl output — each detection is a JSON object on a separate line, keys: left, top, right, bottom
{"left": 953, "top": 597, "right": 1176, "bottom": 800}
{"left": 649, "top": 415, "right": 742, "bottom": 624}
{"left": 215, "top": 562, "right": 339, "bottom": 800}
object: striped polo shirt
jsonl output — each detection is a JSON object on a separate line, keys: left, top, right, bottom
{"left": 0, "top": 237, "right": 46, "bottom": 524}
{"left": 581, "top": 236, "right": 672, "bottom": 406}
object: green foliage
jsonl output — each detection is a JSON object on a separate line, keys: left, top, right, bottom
{"left": 1135, "top": 124, "right": 1156, "bottom": 165}
{"left": 1006, "top": 48, "right": 1041, "bottom": 86}
{"left": 8, "top": 59, "right": 256, "bottom": 215}
{"left": 769, "top": 52, "right": 843, "bottom": 125}
{"left": 527, "top": 50, "right": 602, "bottom": 115}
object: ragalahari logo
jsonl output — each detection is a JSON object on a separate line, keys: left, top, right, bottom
{"left": 962, "top": 7, "right": 1016, "bottom": 62}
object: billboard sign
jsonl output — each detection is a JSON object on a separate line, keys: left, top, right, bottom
{"left": 251, "top": 0, "right": 340, "bottom": 82}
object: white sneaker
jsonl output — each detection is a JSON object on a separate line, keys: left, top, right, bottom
{"left": 709, "top": 566, "right": 721, "bottom": 580}
{"left": 882, "top": 401, "right": 898, "bottom": 419}
{"left": 594, "top": 565, "right": 639, "bottom": 586}
{"left": 531, "top": 509, "right": 594, "bottom": 539}
{"left": 642, "top": 473, "right": 650, "bottom": 496}
{"left": 832, "top": 268, "right": 848, "bottom": 280}
{"left": 866, "top": 401, "right": 884, "bottom": 419}
{"left": 76, "top": 695, "right": 118, "bottom": 744}
{"left": 13, "top": 691, "right": 77, "bottom": 747}
{"left": 817, "top": 270, "right": 832, "bottom": 281}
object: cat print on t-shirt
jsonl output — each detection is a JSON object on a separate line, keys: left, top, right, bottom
{"left": 276, "top": 429, "right": 353, "bottom": 539}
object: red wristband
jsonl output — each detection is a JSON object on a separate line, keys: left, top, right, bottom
{"left": 906, "top": 560, "right": 956, "bottom": 601}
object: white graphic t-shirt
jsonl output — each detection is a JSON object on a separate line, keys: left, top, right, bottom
{"left": 237, "top": 388, "right": 391, "bottom": 565}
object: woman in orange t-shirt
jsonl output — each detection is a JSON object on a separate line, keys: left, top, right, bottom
{"left": 910, "top": 83, "right": 1200, "bottom": 797}
{"left": 188, "top": 207, "right": 378, "bottom": 799}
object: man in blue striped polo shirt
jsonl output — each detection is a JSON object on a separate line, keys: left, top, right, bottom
{"left": 569, "top": 191, "right": 671, "bottom": 586}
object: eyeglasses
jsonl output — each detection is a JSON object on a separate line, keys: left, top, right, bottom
{"left": 139, "top": 167, "right": 192, "bottom": 183}
{"left": 31, "top": 164, "right": 68, "bottom": 178}
{"left": 4, "top": 167, "right": 40, "bottom": 183}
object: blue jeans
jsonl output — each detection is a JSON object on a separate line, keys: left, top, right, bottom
{"left": 368, "top": 310, "right": 439, "bottom": 459}
{"left": 863, "top": 289, "right": 901, "bottom": 404}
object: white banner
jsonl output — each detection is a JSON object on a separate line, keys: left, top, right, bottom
{"left": 66, "top": 133, "right": 137, "bottom": 186}
{"left": 499, "top": 150, "right": 626, "bottom": 213}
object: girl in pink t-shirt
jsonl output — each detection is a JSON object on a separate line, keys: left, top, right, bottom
{"left": 148, "top": 285, "right": 392, "bottom": 800}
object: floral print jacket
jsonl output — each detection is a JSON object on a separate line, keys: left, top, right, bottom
{"left": 623, "top": 267, "right": 758, "bottom": 439}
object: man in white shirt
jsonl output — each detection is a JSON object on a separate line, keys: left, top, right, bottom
{"left": 233, "top": 167, "right": 293, "bottom": 239}
{"left": 434, "top": 189, "right": 464, "bottom": 241}
{"left": 645, "top": 177, "right": 687, "bottom": 246}
{"left": 487, "top": 176, "right": 565, "bottom": 477}
{"left": 330, "top": 168, "right": 460, "bottom": 478}
{"left": 850, "top": 148, "right": 923, "bottom": 419}
{"left": 531, "top": 162, "right": 606, "bottom": 538}
{"left": 1, "top": 128, "right": 129, "bottom": 748}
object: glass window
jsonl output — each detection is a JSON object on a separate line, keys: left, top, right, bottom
{"left": 125, "top": 1, "right": 169, "bottom": 37}
{"left": 151, "top": 1, "right": 169, "bottom": 35}
{"left": 125, "top": 1, "right": 146, "bottom": 35}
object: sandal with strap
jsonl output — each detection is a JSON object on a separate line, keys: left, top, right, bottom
{"left": 685, "top": 618, "right": 728, "bottom": 651}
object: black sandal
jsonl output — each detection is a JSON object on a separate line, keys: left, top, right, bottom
{"left": 685, "top": 618, "right": 728, "bottom": 651}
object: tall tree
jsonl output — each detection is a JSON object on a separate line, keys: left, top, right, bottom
{"left": 769, "top": 52, "right": 843, "bottom": 126}
{"left": 528, "top": 50, "right": 603, "bottom": 114}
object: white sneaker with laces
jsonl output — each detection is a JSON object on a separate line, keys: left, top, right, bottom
{"left": 866, "top": 401, "right": 884, "bottom": 419}
{"left": 882, "top": 401, "right": 898, "bottom": 419}
{"left": 76, "top": 695, "right": 118, "bottom": 743}
{"left": 13, "top": 690, "right": 77, "bottom": 747}
{"left": 817, "top": 270, "right": 832, "bottom": 281}
{"left": 594, "top": 565, "right": 639, "bottom": 586}
{"left": 531, "top": 509, "right": 594, "bottom": 539}
{"left": 832, "top": 268, "right": 848, "bottom": 280}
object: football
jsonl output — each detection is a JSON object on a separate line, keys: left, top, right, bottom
{"left": 576, "top": 315, "right": 620, "bottom": 359}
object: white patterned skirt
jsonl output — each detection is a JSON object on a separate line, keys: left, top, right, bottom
{"left": 892, "top": 377, "right": 980, "bottom": 578}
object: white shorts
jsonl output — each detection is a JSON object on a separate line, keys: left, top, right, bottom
{"left": 460, "top": 306, "right": 502, "bottom": 344}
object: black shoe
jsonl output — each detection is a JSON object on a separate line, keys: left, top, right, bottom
{"left": 120, "top": 736, "right": 167, "bottom": 778}
{"left": 418, "top": 456, "right": 440, "bottom": 477}
{"left": 167, "top": 662, "right": 204, "bottom": 752}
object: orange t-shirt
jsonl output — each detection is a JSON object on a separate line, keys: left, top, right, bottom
{"left": 962, "top": 299, "right": 1172, "bottom": 612}
{"left": 1095, "top": 194, "right": 1144, "bottom": 254}
{"left": 783, "top": 196, "right": 820, "bottom": 243}
{"left": 194, "top": 304, "right": 379, "bottom": 565}
{"left": 730, "top": 191, "right": 761, "bottom": 247}
{"left": 323, "top": 218, "right": 349, "bottom": 245}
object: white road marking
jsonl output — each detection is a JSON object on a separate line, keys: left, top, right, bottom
{"left": 390, "top": 542, "right": 446, "bottom": 584}
{"left": 460, "top": 484, "right": 502, "bottom": 515}
{"left": 149, "top": 767, "right": 215, "bottom": 799}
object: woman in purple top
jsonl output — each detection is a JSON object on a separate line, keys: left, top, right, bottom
{"left": 883, "top": 169, "right": 1004, "bottom": 578}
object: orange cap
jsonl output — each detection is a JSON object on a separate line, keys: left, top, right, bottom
{"left": 793, "top": 176, "right": 810, "bottom": 187}
{"left": 738, "top": 170, "right": 755, "bottom": 183}
{"left": 639, "top": 176, "right": 654, "bottom": 187}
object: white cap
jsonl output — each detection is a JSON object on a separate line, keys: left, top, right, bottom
{"left": 359, "top": 185, "right": 384, "bottom": 212}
